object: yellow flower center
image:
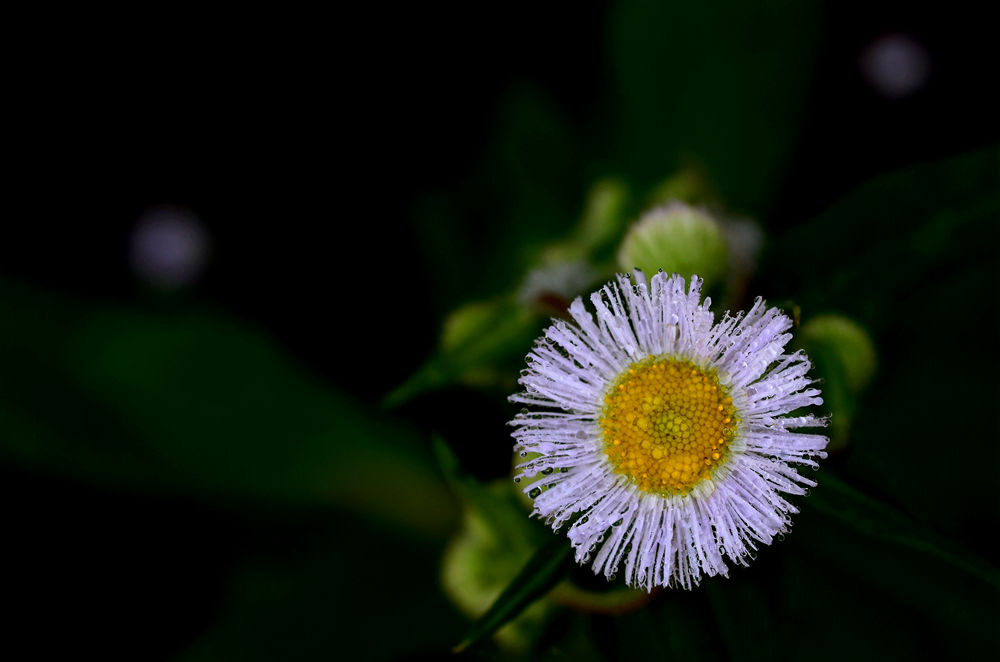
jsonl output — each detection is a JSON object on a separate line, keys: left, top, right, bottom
{"left": 599, "top": 357, "right": 740, "bottom": 496}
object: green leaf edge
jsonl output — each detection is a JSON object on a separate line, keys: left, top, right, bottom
{"left": 809, "top": 470, "right": 1000, "bottom": 590}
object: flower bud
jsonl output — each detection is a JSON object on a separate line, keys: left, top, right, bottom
{"left": 799, "top": 314, "right": 877, "bottom": 394}
{"left": 798, "top": 314, "right": 877, "bottom": 450}
{"left": 617, "top": 202, "right": 728, "bottom": 290}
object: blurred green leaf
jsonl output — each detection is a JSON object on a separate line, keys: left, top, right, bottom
{"left": 787, "top": 484, "right": 998, "bottom": 659}
{"left": 639, "top": 590, "right": 720, "bottom": 659}
{"left": 706, "top": 579, "right": 774, "bottom": 662}
{"left": 571, "top": 177, "right": 632, "bottom": 260}
{"left": 0, "top": 279, "right": 456, "bottom": 536}
{"left": 454, "top": 531, "right": 573, "bottom": 653}
{"left": 175, "top": 514, "right": 463, "bottom": 662}
{"left": 611, "top": 0, "right": 821, "bottom": 213}
{"left": 808, "top": 470, "right": 1000, "bottom": 589}
{"left": 765, "top": 146, "right": 999, "bottom": 541}
{"left": 775, "top": 541, "right": 929, "bottom": 661}
{"left": 644, "top": 164, "right": 718, "bottom": 210}
{"left": 412, "top": 85, "right": 583, "bottom": 310}
{"left": 766, "top": 146, "right": 1000, "bottom": 326}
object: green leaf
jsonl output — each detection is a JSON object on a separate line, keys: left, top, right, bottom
{"left": 174, "top": 513, "right": 463, "bottom": 661}
{"left": 412, "top": 86, "right": 582, "bottom": 309}
{"left": 453, "top": 530, "right": 574, "bottom": 653}
{"left": 706, "top": 579, "right": 775, "bottom": 662}
{"left": 611, "top": 0, "right": 821, "bottom": 213}
{"left": 383, "top": 296, "right": 540, "bottom": 407}
{"left": 808, "top": 470, "right": 1000, "bottom": 590}
{"left": 763, "top": 147, "right": 999, "bottom": 566}
{"left": 0, "top": 279, "right": 456, "bottom": 536}
{"left": 765, "top": 146, "right": 1000, "bottom": 328}
{"left": 572, "top": 177, "right": 632, "bottom": 259}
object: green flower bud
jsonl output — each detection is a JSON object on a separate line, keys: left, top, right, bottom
{"left": 617, "top": 202, "right": 728, "bottom": 290}
{"left": 799, "top": 314, "right": 877, "bottom": 393}
{"left": 798, "top": 314, "right": 877, "bottom": 450}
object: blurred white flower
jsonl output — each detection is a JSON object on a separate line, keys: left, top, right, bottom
{"left": 129, "top": 207, "right": 210, "bottom": 288}
{"left": 860, "top": 33, "right": 931, "bottom": 99}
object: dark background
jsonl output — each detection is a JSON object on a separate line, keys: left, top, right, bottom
{"left": 3, "top": 2, "right": 997, "bottom": 660}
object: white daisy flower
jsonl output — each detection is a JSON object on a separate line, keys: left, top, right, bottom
{"left": 509, "top": 271, "right": 828, "bottom": 591}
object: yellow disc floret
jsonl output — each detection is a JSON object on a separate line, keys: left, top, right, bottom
{"left": 600, "top": 357, "right": 740, "bottom": 496}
